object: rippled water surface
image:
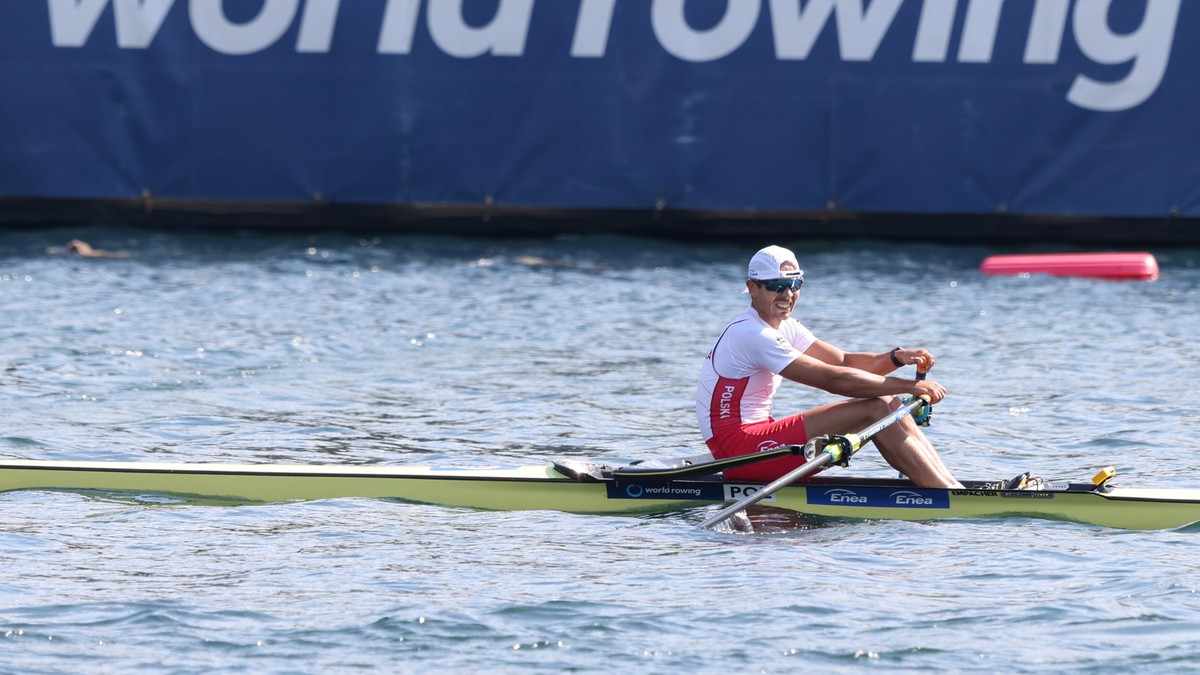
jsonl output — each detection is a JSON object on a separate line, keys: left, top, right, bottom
{"left": 2, "top": 227, "right": 1199, "bottom": 672}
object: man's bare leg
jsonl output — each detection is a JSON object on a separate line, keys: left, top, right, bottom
{"left": 802, "top": 398, "right": 963, "bottom": 488}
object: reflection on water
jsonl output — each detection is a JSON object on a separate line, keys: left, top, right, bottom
{"left": 718, "top": 507, "right": 833, "bottom": 535}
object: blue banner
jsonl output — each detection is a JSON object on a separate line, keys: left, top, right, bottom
{"left": 1, "top": 1, "right": 1196, "bottom": 220}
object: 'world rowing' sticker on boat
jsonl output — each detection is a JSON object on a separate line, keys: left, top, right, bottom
{"left": 606, "top": 481, "right": 774, "bottom": 502}
{"left": 807, "top": 487, "right": 950, "bottom": 509}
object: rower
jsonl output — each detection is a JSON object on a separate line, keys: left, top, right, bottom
{"left": 695, "top": 245, "right": 961, "bottom": 488}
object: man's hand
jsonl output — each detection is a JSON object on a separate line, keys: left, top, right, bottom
{"left": 913, "top": 379, "right": 946, "bottom": 404}
{"left": 895, "top": 348, "right": 935, "bottom": 373}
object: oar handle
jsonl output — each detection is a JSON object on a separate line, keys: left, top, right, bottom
{"left": 908, "top": 356, "right": 931, "bottom": 425}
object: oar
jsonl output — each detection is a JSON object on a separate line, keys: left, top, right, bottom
{"left": 909, "top": 361, "right": 931, "bottom": 426}
{"left": 612, "top": 444, "right": 806, "bottom": 481}
{"left": 697, "top": 394, "right": 930, "bottom": 530}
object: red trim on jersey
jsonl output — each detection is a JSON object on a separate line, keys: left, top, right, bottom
{"left": 707, "top": 375, "right": 748, "bottom": 433}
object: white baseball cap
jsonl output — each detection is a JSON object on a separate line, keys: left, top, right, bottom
{"left": 747, "top": 245, "right": 803, "bottom": 280}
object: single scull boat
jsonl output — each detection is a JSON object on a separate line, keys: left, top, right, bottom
{"left": 1, "top": 455, "right": 1197, "bottom": 530}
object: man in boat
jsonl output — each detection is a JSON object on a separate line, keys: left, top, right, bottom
{"left": 696, "top": 244, "right": 964, "bottom": 488}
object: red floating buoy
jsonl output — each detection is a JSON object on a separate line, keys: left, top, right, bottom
{"left": 979, "top": 252, "right": 1159, "bottom": 281}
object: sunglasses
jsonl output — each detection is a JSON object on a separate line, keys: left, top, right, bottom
{"left": 754, "top": 277, "right": 804, "bottom": 293}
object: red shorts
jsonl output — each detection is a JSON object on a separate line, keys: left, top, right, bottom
{"left": 706, "top": 413, "right": 815, "bottom": 482}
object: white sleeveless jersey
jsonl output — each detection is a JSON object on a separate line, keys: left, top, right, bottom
{"left": 696, "top": 306, "right": 817, "bottom": 440}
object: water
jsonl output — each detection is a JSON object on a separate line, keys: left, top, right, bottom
{"left": 2, "top": 227, "right": 1199, "bottom": 673}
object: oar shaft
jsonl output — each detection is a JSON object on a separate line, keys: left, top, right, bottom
{"left": 613, "top": 444, "right": 803, "bottom": 481}
{"left": 697, "top": 454, "right": 832, "bottom": 529}
{"left": 854, "top": 395, "right": 928, "bottom": 445}
{"left": 698, "top": 395, "right": 929, "bottom": 530}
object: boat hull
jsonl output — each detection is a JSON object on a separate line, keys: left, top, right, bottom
{"left": 1, "top": 460, "right": 1198, "bottom": 530}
